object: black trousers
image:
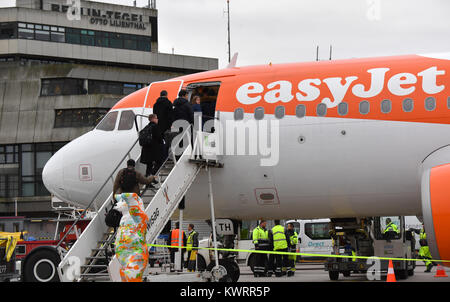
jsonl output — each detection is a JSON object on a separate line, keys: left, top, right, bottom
{"left": 169, "top": 249, "right": 184, "bottom": 268}
{"left": 273, "top": 248, "right": 288, "bottom": 276}
{"left": 146, "top": 158, "right": 163, "bottom": 176}
{"left": 254, "top": 249, "right": 268, "bottom": 275}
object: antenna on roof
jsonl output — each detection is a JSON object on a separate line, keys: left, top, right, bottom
{"left": 226, "top": 0, "right": 231, "bottom": 63}
{"left": 329, "top": 45, "right": 333, "bottom": 60}
{"left": 316, "top": 46, "right": 319, "bottom": 61}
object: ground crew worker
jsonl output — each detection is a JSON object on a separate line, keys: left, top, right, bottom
{"left": 186, "top": 224, "right": 199, "bottom": 272}
{"left": 269, "top": 220, "right": 289, "bottom": 277}
{"left": 252, "top": 220, "right": 270, "bottom": 277}
{"left": 167, "top": 222, "right": 187, "bottom": 271}
{"left": 411, "top": 225, "right": 434, "bottom": 272}
{"left": 383, "top": 218, "right": 400, "bottom": 234}
{"left": 285, "top": 222, "right": 298, "bottom": 277}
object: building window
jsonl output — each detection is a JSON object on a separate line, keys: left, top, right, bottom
{"left": 34, "top": 24, "right": 50, "bottom": 41}
{"left": 88, "top": 80, "right": 143, "bottom": 95}
{"left": 41, "top": 78, "right": 86, "bottom": 96}
{"left": 54, "top": 108, "right": 108, "bottom": 128}
{"left": 0, "top": 22, "right": 17, "bottom": 39}
{"left": 2, "top": 21, "right": 152, "bottom": 52}
{"left": 0, "top": 175, "right": 19, "bottom": 198}
{"left": 0, "top": 145, "right": 19, "bottom": 164}
{"left": 18, "top": 27, "right": 34, "bottom": 39}
{"left": 66, "top": 27, "right": 80, "bottom": 44}
{"left": 80, "top": 30, "right": 95, "bottom": 46}
{"left": 19, "top": 143, "right": 66, "bottom": 197}
{"left": 51, "top": 27, "right": 65, "bottom": 42}
{"left": 110, "top": 33, "right": 123, "bottom": 48}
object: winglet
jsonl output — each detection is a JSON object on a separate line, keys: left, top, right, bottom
{"left": 226, "top": 52, "right": 239, "bottom": 68}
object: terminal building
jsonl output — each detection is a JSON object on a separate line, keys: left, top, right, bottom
{"left": 0, "top": 0, "right": 218, "bottom": 229}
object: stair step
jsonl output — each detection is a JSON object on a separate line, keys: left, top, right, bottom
{"left": 81, "top": 264, "right": 108, "bottom": 268}
{"left": 80, "top": 273, "right": 109, "bottom": 277}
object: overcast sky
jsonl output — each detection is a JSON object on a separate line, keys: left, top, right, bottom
{"left": 2, "top": 0, "right": 450, "bottom": 68}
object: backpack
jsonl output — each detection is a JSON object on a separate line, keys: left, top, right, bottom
{"left": 119, "top": 168, "right": 138, "bottom": 192}
{"left": 105, "top": 206, "right": 123, "bottom": 228}
{"left": 139, "top": 124, "right": 153, "bottom": 146}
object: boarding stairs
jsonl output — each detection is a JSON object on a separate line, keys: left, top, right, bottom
{"left": 56, "top": 125, "right": 221, "bottom": 282}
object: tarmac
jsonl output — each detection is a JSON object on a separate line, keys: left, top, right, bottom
{"left": 236, "top": 262, "right": 450, "bottom": 282}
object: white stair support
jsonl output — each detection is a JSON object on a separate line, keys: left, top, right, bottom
{"left": 144, "top": 143, "right": 202, "bottom": 245}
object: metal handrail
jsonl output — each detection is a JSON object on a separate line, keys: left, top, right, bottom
{"left": 139, "top": 125, "right": 192, "bottom": 198}
{"left": 56, "top": 137, "right": 141, "bottom": 247}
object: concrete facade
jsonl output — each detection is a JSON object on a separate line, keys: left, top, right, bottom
{"left": 0, "top": 0, "right": 218, "bottom": 218}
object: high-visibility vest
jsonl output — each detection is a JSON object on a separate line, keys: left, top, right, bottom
{"left": 252, "top": 226, "right": 269, "bottom": 247}
{"left": 383, "top": 222, "right": 399, "bottom": 234}
{"left": 171, "top": 229, "right": 184, "bottom": 247}
{"left": 290, "top": 231, "right": 298, "bottom": 246}
{"left": 272, "top": 225, "right": 288, "bottom": 251}
{"left": 187, "top": 230, "right": 197, "bottom": 252}
{"left": 420, "top": 228, "right": 427, "bottom": 240}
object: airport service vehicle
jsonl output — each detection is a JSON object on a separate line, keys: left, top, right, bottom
{"left": 35, "top": 52, "right": 450, "bottom": 282}
{"left": 286, "top": 219, "right": 333, "bottom": 259}
{"left": 325, "top": 216, "right": 416, "bottom": 280}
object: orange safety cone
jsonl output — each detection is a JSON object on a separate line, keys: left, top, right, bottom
{"left": 434, "top": 265, "right": 448, "bottom": 278}
{"left": 386, "top": 259, "right": 396, "bottom": 282}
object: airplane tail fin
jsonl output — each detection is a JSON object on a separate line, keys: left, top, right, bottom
{"left": 227, "top": 53, "right": 239, "bottom": 68}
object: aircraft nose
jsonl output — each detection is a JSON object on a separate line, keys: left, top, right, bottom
{"left": 42, "top": 151, "right": 67, "bottom": 200}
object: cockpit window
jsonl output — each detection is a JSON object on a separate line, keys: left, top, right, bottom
{"left": 96, "top": 111, "right": 118, "bottom": 131}
{"left": 118, "top": 110, "right": 135, "bottom": 130}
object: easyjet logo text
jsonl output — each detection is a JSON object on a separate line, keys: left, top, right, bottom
{"left": 236, "top": 67, "right": 445, "bottom": 108}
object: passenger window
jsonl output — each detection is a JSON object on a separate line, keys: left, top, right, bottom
{"left": 425, "top": 97, "right": 436, "bottom": 111}
{"left": 254, "top": 107, "right": 264, "bottom": 120}
{"left": 359, "top": 101, "right": 370, "bottom": 114}
{"left": 296, "top": 104, "right": 306, "bottom": 118}
{"left": 402, "top": 98, "right": 414, "bottom": 112}
{"left": 447, "top": 97, "right": 450, "bottom": 109}
{"left": 317, "top": 103, "right": 327, "bottom": 117}
{"left": 381, "top": 99, "right": 391, "bottom": 114}
{"left": 275, "top": 106, "right": 285, "bottom": 119}
{"left": 96, "top": 111, "right": 118, "bottom": 131}
{"left": 338, "top": 102, "right": 348, "bottom": 116}
{"left": 118, "top": 110, "right": 135, "bottom": 130}
{"left": 234, "top": 108, "right": 244, "bottom": 120}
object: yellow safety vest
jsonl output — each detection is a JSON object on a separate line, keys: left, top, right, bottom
{"left": 383, "top": 222, "right": 399, "bottom": 234}
{"left": 186, "top": 230, "right": 197, "bottom": 252}
{"left": 420, "top": 228, "right": 427, "bottom": 240}
{"left": 272, "top": 225, "right": 288, "bottom": 251}
{"left": 252, "top": 226, "right": 269, "bottom": 247}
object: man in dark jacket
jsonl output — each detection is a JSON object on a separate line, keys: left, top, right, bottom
{"left": 153, "top": 90, "right": 174, "bottom": 134}
{"left": 173, "top": 89, "right": 194, "bottom": 125}
{"left": 140, "top": 114, "right": 164, "bottom": 176}
{"left": 113, "top": 159, "right": 156, "bottom": 196}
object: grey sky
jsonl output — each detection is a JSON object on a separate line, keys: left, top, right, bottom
{"left": 2, "top": 0, "right": 450, "bottom": 68}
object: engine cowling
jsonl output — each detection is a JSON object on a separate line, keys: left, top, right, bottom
{"left": 421, "top": 146, "right": 450, "bottom": 267}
